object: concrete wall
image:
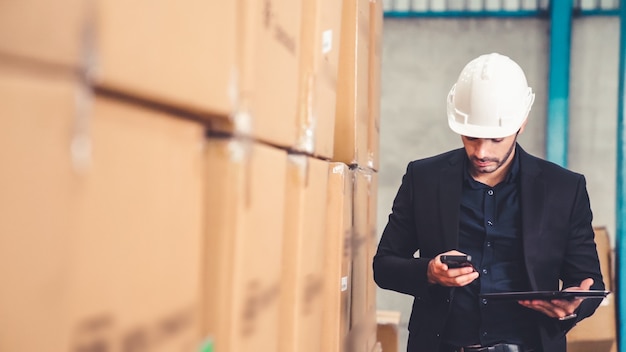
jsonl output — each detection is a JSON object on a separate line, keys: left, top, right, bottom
{"left": 376, "top": 16, "right": 619, "bottom": 351}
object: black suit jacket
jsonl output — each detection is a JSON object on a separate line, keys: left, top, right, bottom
{"left": 373, "top": 146, "right": 604, "bottom": 352}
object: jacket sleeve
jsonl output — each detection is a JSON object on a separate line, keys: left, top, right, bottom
{"left": 564, "top": 176, "right": 605, "bottom": 316}
{"left": 373, "top": 162, "right": 432, "bottom": 298}
{"left": 547, "top": 175, "right": 605, "bottom": 335}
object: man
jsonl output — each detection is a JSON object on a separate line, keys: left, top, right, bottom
{"left": 373, "top": 53, "right": 605, "bottom": 352}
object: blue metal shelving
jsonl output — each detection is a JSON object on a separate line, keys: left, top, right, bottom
{"left": 383, "top": 0, "right": 618, "bottom": 18}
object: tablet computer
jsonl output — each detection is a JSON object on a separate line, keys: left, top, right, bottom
{"left": 479, "top": 290, "right": 610, "bottom": 301}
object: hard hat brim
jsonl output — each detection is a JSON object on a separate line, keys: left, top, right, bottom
{"left": 448, "top": 117, "right": 523, "bottom": 139}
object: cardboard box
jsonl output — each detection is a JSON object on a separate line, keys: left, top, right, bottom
{"left": 0, "top": 65, "right": 204, "bottom": 351}
{"left": 279, "top": 155, "right": 330, "bottom": 352}
{"left": 321, "top": 163, "right": 353, "bottom": 352}
{"left": 346, "top": 307, "right": 377, "bottom": 352}
{"left": 203, "top": 138, "right": 287, "bottom": 352}
{"left": 372, "top": 341, "right": 383, "bottom": 352}
{"left": 365, "top": 313, "right": 380, "bottom": 352}
{"left": 367, "top": 0, "right": 383, "bottom": 171}
{"left": 1, "top": 0, "right": 303, "bottom": 148}
{"left": 94, "top": 0, "right": 238, "bottom": 118}
{"left": 351, "top": 167, "right": 378, "bottom": 328}
{"left": 367, "top": 171, "right": 379, "bottom": 316}
{"left": 0, "top": 0, "right": 88, "bottom": 68}
{"left": 219, "top": 0, "right": 302, "bottom": 148}
{"left": 0, "top": 0, "right": 235, "bottom": 113}
{"left": 334, "top": 0, "right": 370, "bottom": 166}
{"left": 347, "top": 167, "right": 378, "bottom": 352}
{"left": 295, "top": 0, "right": 343, "bottom": 159}
{"left": 99, "top": 0, "right": 302, "bottom": 149}
{"left": 567, "top": 227, "right": 616, "bottom": 352}
{"left": 377, "top": 310, "right": 402, "bottom": 352}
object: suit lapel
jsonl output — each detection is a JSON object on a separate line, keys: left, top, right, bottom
{"left": 436, "top": 147, "right": 546, "bottom": 259}
{"left": 439, "top": 150, "right": 464, "bottom": 250}
{"left": 518, "top": 147, "right": 546, "bottom": 288}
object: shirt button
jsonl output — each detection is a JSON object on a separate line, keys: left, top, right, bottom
{"left": 487, "top": 220, "right": 493, "bottom": 226}
{"left": 482, "top": 298, "right": 488, "bottom": 305}
{"left": 487, "top": 189, "right": 494, "bottom": 196}
{"left": 486, "top": 241, "right": 492, "bottom": 247}
{"left": 482, "top": 269, "right": 488, "bottom": 274}
{"left": 482, "top": 332, "right": 488, "bottom": 337}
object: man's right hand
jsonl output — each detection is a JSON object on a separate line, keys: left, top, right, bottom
{"left": 427, "top": 250, "right": 479, "bottom": 286}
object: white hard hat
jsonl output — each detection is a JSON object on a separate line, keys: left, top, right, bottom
{"left": 447, "top": 53, "right": 535, "bottom": 138}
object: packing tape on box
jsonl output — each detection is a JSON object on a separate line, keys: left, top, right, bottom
{"left": 71, "top": 71, "right": 94, "bottom": 173}
{"left": 333, "top": 163, "right": 347, "bottom": 175}
{"left": 288, "top": 153, "right": 311, "bottom": 186}
{"left": 227, "top": 137, "right": 252, "bottom": 163}
{"left": 296, "top": 72, "right": 316, "bottom": 154}
{"left": 229, "top": 67, "right": 254, "bottom": 138}
{"left": 70, "top": 0, "right": 97, "bottom": 173}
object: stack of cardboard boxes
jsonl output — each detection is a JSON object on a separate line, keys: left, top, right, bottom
{"left": 0, "top": 0, "right": 383, "bottom": 351}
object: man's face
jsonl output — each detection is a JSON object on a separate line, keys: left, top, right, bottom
{"left": 461, "top": 133, "right": 518, "bottom": 175}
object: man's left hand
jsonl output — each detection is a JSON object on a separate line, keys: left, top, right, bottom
{"left": 517, "top": 278, "right": 594, "bottom": 320}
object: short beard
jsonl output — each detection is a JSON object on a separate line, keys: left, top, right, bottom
{"left": 473, "top": 135, "right": 518, "bottom": 174}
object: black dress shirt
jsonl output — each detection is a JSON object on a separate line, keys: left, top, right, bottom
{"left": 442, "top": 149, "right": 540, "bottom": 348}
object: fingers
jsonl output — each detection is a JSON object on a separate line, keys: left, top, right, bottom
{"left": 579, "top": 278, "right": 594, "bottom": 290}
{"left": 437, "top": 269, "right": 479, "bottom": 287}
{"left": 513, "top": 278, "right": 597, "bottom": 320}
{"left": 428, "top": 256, "right": 478, "bottom": 287}
{"left": 517, "top": 299, "right": 578, "bottom": 319}
{"left": 563, "top": 278, "right": 594, "bottom": 292}
{"left": 453, "top": 270, "right": 480, "bottom": 286}
{"left": 428, "top": 251, "right": 479, "bottom": 287}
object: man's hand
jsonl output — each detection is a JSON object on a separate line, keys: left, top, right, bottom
{"left": 427, "top": 250, "right": 479, "bottom": 286}
{"left": 517, "top": 278, "right": 595, "bottom": 320}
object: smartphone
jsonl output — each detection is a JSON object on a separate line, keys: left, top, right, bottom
{"left": 440, "top": 254, "right": 473, "bottom": 269}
